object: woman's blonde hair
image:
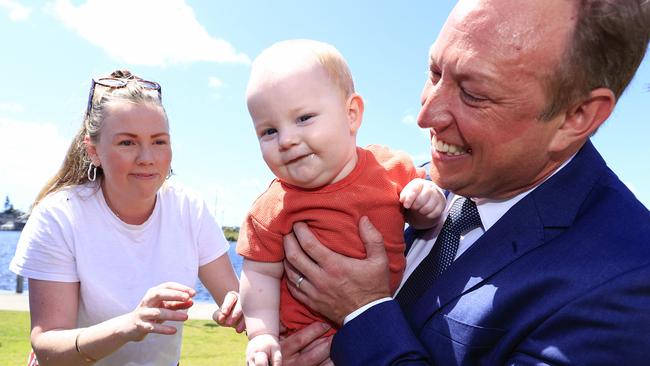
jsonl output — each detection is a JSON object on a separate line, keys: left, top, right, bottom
{"left": 33, "top": 69, "right": 166, "bottom": 208}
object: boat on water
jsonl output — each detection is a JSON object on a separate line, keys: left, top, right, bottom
{"left": 0, "top": 220, "right": 25, "bottom": 231}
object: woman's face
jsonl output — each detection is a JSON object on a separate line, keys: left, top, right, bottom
{"left": 87, "top": 102, "right": 171, "bottom": 209}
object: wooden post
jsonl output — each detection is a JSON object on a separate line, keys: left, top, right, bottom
{"left": 16, "top": 274, "right": 24, "bottom": 293}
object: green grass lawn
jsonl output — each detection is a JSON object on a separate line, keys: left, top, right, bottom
{"left": 0, "top": 310, "right": 247, "bottom": 365}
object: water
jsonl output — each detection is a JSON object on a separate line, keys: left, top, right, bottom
{"left": 0, "top": 231, "right": 242, "bottom": 303}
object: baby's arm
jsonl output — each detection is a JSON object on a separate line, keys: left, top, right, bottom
{"left": 400, "top": 178, "right": 446, "bottom": 230}
{"left": 240, "top": 259, "right": 284, "bottom": 366}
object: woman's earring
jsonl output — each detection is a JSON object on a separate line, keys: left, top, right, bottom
{"left": 166, "top": 168, "right": 174, "bottom": 180}
{"left": 87, "top": 163, "right": 98, "bottom": 182}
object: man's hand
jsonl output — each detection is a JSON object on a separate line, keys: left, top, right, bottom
{"left": 280, "top": 322, "right": 333, "bottom": 366}
{"left": 283, "top": 216, "right": 391, "bottom": 325}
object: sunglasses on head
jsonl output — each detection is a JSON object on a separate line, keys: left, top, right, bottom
{"left": 85, "top": 76, "right": 162, "bottom": 117}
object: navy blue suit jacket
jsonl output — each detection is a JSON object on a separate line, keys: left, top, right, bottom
{"left": 331, "top": 140, "right": 650, "bottom": 365}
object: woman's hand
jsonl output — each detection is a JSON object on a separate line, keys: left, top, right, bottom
{"left": 121, "top": 282, "right": 196, "bottom": 342}
{"left": 212, "top": 290, "right": 246, "bottom": 333}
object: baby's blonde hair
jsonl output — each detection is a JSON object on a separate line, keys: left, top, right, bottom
{"left": 254, "top": 39, "right": 355, "bottom": 97}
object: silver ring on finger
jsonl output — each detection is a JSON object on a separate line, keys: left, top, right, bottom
{"left": 295, "top": 275, "right": 305, "bottom": 289}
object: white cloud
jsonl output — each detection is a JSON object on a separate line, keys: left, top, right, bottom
{"left": 404, "top": 111, "right": 431, "bottom": 141}
{"left": 208, "top": 77, "right": 224, "bottom": 90}
{"left": 0, "top": 118, "right": 70, "bottom": 211}
{"left": 208, "top": 77, "right": 225, "bottom": 99}
{"left": 0, "top": 101, "right": 25, "bottom": 114}
{"left": 50, "top": 0, "right": 250, "bottom": 66}
{"left": 401, "top": 114, "right": 416, "bottom": 125}
{"left": 0, "top": 0, "right": 31, "bottom": 21}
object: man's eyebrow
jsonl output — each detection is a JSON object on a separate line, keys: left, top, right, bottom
{"left": 151, "top": 132, "right": 170, "bottom": 138}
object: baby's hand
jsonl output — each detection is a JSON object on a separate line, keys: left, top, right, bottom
{"left": 400, "top": 178, "right": 446, "bottom": 227}
{"left": 247, "top": 333, "right": 282, "bottom": 366}
{"left": 212, "top": 291, "right": 245, "bottom": 333}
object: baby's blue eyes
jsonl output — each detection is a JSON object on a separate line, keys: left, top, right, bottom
{"left": 298, "top": 114, "right": 316, "bottom": 123}
{"left": 262, "top": 128, "right": 278, "bottom": 137}
{"left": 258, "top": 115, "right": 314, "bottom": 138}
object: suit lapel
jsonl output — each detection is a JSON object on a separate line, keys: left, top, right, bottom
{"left": 407, "top": 140, "right": 608, "bottom": 332}
{"left": 407, "top": 196, "right": 545, "bottom": 330}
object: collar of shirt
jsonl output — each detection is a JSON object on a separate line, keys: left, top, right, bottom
{"left": 471, "top": 154, "right": 575, "bottom": 230}
{"left": 399, "top": 154, "right": 576, "bottom": 292}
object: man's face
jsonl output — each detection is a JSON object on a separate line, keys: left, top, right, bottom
{"left": 418, "top": 0, "right": 576, "bottom": 199}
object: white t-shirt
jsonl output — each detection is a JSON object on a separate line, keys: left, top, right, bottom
{"left": 10, "top": 182, "right": 230, "bottom": 366}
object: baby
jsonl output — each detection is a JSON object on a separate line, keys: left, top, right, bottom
{"left": 237, "top": 39, "right": 445, "bottom": 365}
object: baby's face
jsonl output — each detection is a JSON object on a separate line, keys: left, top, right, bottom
{"left": 247, "top": 61, "right": 358, "bottom": 189}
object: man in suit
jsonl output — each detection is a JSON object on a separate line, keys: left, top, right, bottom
{"left": 279, "top": 0, "right": 650, "bottom": 364}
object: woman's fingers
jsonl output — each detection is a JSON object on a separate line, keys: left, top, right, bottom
{"left": 141, "top": 282, "right": 196, "bottom": 307}
{"left": 138, "top": 307, "right": 189, "bottom": 323}
{"left": 163, "top": 298, "right": 194, "bottom": 310}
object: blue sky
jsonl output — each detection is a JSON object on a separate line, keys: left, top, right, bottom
{"left": 0, "top": 0, "right": 648, "bottom": 226}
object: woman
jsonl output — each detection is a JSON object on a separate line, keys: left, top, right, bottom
{"left": 10, "top": 70, "right": 244, "bottom": 365}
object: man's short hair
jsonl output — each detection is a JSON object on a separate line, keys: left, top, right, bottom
{"left": 541, "top": 0, "right": 650, "bottom": 120}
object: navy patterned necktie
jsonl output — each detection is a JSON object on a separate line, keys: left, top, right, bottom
{"left": 396, "top": 197, "right": 482, "bottom": 309}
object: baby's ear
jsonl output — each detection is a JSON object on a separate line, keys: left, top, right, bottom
{"left": 346, "top": 93, "right": 364, "bottom": 134}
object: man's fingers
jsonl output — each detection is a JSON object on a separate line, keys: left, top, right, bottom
{"left": 358, "top": 216, "right": 386, "bottom": 259}
{"left": 283, "top": 260, "right": 301, "bottom": 286}
{"left": 302, "top": 334, "right": 332, "bottom": 354}
{"left": 286, "top": 279, "right": 318, "bottom": 310}
{"left": 280, "top": 322, "right": 331, "bottom": 356}
{"left": 292, "top": 222, "right": 337, "bottom": 265}
{"left": 318, "top": 358, "right": 335, "bottom": 366}
{"left": 283, "top": 224, "right": 326, "bottom": 280}
{"left": 287, "top": 334, "right": 332, "bottom": 366}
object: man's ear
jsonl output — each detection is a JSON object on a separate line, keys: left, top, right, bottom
{"left": 84, "top": 135, "right": 100, "bottom": 166}
{"left": 346, "top": 93, "right": 364, "bottom": 134}
{"left": 549, "top": 87, "right": 616, "bottom": 153}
